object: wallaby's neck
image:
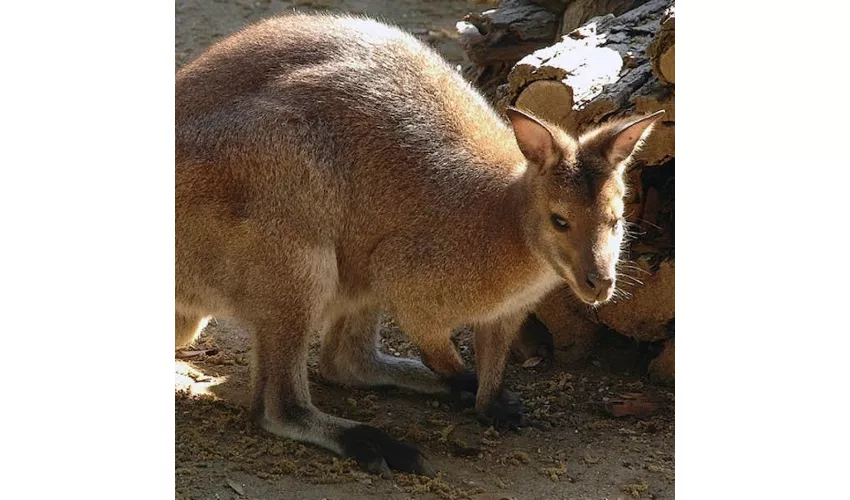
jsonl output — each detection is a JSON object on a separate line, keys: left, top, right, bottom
{"left": 460, "top": 160, "right": 552, "bottom": 287}
{"left": 501, "top": 169, "right": 548, "bottom": 269}
{"left": 439, "top": 125, "right": 549, "bottom": 277}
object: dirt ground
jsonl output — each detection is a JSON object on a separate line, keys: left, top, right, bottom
{"left": 175, "top": 2, "right": 674, "bottom": 499}
{"left": 176, "top": 0, "right": 478, "bottom": 68}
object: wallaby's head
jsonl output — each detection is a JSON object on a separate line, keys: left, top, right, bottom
{"left": 507, "top": 108, "right": 664, "bottom": 306}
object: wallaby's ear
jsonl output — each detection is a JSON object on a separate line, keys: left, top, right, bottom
{"left": 506, "top": 107, "right": 559, "bottom": 173}
{"left": 603, "top": 110, "right": 665, "bottom": 167}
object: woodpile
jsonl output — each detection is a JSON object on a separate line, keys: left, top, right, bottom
{"left": 461, "top": 0, "right": 675, "bottom": 383}
{"left": 457, "top": 0, "right": 650, "bottom": 98}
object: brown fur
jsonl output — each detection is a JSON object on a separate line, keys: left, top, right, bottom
{"left": 175, "top": 13, "right": 661, "bottom": 475}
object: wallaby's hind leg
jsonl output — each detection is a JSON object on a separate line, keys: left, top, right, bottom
{"left": 248, "top": 311, "right": 434, "bottom": 478}
{"left": 175, "top": 312, "right": 209, "bottom": 348}
{"left": 243, "top": 251, "right": 434, "bottom": 477}
{"left": 318, "top": 307, "right": 450, "bottom": 395}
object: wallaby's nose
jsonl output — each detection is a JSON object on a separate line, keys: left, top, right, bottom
{"left": 585, "top": 273, "right": 614, "bottom": 298}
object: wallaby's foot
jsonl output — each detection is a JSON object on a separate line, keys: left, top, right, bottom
{"left": 477, "top": 389, "right": 526, "bottom": 430}
{"left": 319, "top": 310, "right": 455, "bottom": 395}
{"left": 338, "top": 425, "right": 435, "bottom": 478}
{"left": 257, "top": 405, "right": 434, "bottom": 478}
{"left": 320, "top": 351, "right": 452, "bottom": 395}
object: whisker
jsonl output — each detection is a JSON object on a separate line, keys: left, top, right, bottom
{"left": 623, "top": 226, "right": 646, "bottom": 237}
{"left": 615, "top": 277, "right": 641, "bottom": 287}
{"left": 618, "top": 275, "right": 644, "bottom": 285}
{"left": 634, "top": 218, "right": 664, "bottom": 231}
{"left": 618, "top": 263, "right": 651, "bottom": 276}
{"left": 622, "top": 270, "right": 650, "bottom": 279}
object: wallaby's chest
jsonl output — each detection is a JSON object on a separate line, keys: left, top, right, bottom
{"left": 473, "top": 270, "right": 563, "bottom": 324}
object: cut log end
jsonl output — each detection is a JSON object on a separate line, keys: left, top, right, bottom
{"left": 658, "top": 45, "right": 674, "bottom": 84}
{"left": 514, "top": 80, "right": 575, "bottom": 128}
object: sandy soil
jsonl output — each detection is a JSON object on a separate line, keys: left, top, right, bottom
{"left": 175, "top": 2, "right": 674, "bottom": 499}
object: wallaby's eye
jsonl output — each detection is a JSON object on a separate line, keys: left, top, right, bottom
{"left": 550, "top": 214, "right": 570, "bottom": 231}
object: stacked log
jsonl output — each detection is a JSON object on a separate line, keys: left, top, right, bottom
{"left": 461, "top": 0, "right": 676, "bottom": 383}
{"left": 647, "top": 3, "right": 675, "bottom": 85}
{"left": 456, "top": 0, "right": 561, "bottom": 98}
{"left": 456, "top": 0, "right": 648, "bottom": 99}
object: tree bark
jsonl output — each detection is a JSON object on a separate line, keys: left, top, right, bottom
{"left": 456, "top": 0, "right": 561, "bottom": 97}
{"left": 559, "top": 0, "right": 649, "bottom": 35}
{"left": 456, "top": 0, "right": 560, "bottom": 66}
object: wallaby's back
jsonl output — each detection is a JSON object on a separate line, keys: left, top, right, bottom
{"left": 176, "top": 14, "right": 525, "bottom": 296}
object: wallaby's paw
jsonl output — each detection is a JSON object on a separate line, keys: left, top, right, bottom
{"left": 477, "top": 389, "right": 526, "bottom": 431}
{"left": 445, "top": 370, "right": 479, "bottom": 395}
{"left": 338, "top": 425, "right": 436, "bottom": 478}
{"left": 444, "top": 370, "right": 478, "bottom": 410}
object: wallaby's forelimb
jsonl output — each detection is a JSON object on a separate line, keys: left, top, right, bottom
{"left": 474, "top": 313, "right": 528, "bottom": 429}
{"left": 418, "top": 335, "right": 465, "bottom": 378}
{"left": 418, "top": 335, "right": 479, "bottom": 398}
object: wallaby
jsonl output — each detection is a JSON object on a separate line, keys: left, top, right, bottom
{"left": 175, "top": 13, "right": 662, "bottom": 477}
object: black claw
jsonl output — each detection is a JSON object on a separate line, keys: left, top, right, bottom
{"left": 377, "top": 459, "right": 393, "bottom": 480}
{"left": 361, "top": 456, "right": 392, "bottom": 478}
{"left": 478, "top": 389, "right": 527, "bottom": 431}
{"left": 338, "top": 425, "right": 435, "bottom": 478}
